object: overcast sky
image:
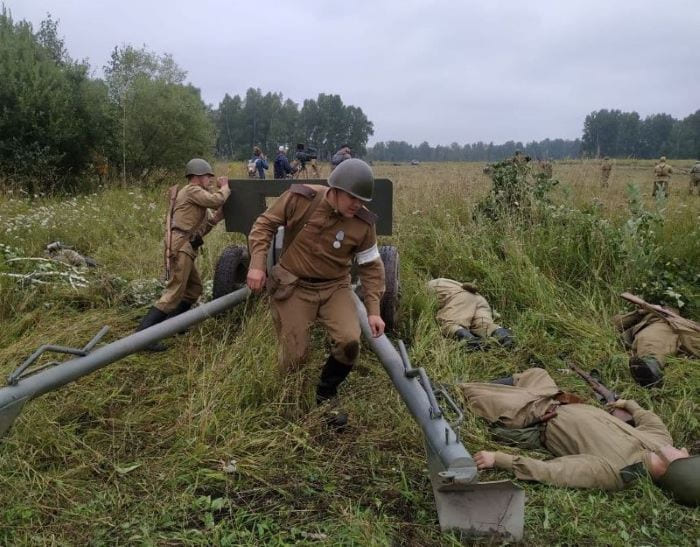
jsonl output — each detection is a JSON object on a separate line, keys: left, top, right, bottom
{"left": 7, "top": 0, "right": 700, "bottom": 145}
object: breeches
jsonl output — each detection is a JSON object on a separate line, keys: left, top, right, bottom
{"left": 633, "top": 321, "right": 679, "bottom": 367}
{"left": 155, "top": 252, "right": 203, "bottom": 313}
{"left": 271, "top": 280, "right": 361, "bottom": 373}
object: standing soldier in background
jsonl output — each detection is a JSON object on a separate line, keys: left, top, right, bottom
{"left": 331, "top": 144, "right": 352, "bottom": 171}
{"left": 427, "top": 278, "right": 515, "bottom": 350}
{"left": 135, "top": 159, "right": 230, "bottom": 351}
{"left": 247, "top": 159, "right": 385, "bottom": 424}
{"left": 538, "top": 159, "right": 553, "bottom": 179}
{"left": 600, "top": 156, "right": 612, "bottom": 187}
{"left": 652, "top": 156, "right": 673, "bottom": 197}
{"left": 689, "top": 160, "right": 700, "bottom": 195}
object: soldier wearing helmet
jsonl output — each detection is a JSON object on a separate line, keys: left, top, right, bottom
{"left": 135, "top": 158, "right": 230, "bottom": 351}
{"left": 247, "top": 159, "right": 385, "bottom": 423}
{"left": 600, "top": 156, "right": 613, "bottom": 187}
{"left": 653, "top": 156, "right": 673, "bottom": 197}
{"left": 461, "top": 368, "right": 700, "bottom": 507}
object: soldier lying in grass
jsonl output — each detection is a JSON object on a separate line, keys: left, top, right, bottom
{"left": 460, "top": 368, "right": 699, "bottom": 507}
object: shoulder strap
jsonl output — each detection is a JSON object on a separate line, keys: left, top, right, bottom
{"left": 281, "top": 188, "right": 325, "bottom": 257}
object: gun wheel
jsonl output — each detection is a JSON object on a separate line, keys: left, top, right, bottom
{"left": 213, "top": 245, "right": 249, "bottom": 299}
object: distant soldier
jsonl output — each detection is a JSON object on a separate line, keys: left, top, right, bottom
{"left": 689, "top": 160, "right": 700, "bottom": 195}
{"left": 613, "top": 305, "right": 700, "bottom": 387}
{"left": 600, "top": 157, "right": 612, "bottom": 187}
{"left": 538, "top": 159, "right": 553, "bottom": 179}
{"left": 331, "top": 144, "right": 352, "bottom": 171}
{"left": 652, "top": 156, "right": 673, "bottom": 197}
{"left": 462, "top": 368, "right": 700, "bottom": 507}
{"left": 427, "top": 278, "right": 515, "bottom": 350}
{"left": 134, "top": 159, "right": 230, "bottom": 351}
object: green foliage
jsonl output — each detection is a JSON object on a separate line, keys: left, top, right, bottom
{"left": 104, "top": 45, "right": 214, "bottom": 179}
{"left": 0, "top": 9, "right": 115, "bottom": 193}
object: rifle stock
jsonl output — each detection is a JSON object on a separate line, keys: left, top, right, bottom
{"left": 621, "top": 292, "right": 700, "bottom": 333}
{"left": 567, "top": 362, "right": 634, "bottom": 425}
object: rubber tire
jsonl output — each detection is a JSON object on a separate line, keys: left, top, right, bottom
{"left": 379, "top": 245, "right": 400, "bottom": 332}
{"left": 213, "top": 245, "right": 249, "bottom": 299}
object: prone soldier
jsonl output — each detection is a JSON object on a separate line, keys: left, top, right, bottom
{"left": 247, "top": 159, "right": 385, "bottom": 421}
{"left": 427, "top": 278, "right": 514, "bottom": 350}
{"left": 613, "top": 302, "right": 700, "bottom": 387}
{"left": 462, "top": 368, "right": 699, "bottom": 507}
{"left": 135, "top": 159, "right": 230, "bottom": 351}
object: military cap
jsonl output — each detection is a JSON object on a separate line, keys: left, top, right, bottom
{"left": 185, "top": 158, "right": 214, "bottom": 177}
{"left": 328, "top": 158, "right": 374, "bottom": 202}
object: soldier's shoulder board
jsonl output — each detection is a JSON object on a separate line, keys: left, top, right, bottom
{"left": 289, "top": 184, "right": 317, "bottom": 199}
{"left": 355, "top": 206, "right": 377, "bottom": 226}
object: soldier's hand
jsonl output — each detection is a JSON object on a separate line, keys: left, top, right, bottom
{"left": 368, "top": 315, "right": 385, "bottom": 338}
{"left": 607, "top": 399, "right": 629, "bottom": 410}
{"left": 246, "top": 268, "right": 267, "bottom": 292}
{"left": 217, "top": 176, "right": 228, "bottom": 189}
{"left": 475, "top": 451, "right": 496, "bottom": 470}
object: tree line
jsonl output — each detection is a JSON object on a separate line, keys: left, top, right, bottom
{"left": 1, "top": 10, "right": 698, "bottom": 195}
{"left": 366, "top": 138, "right": 582, "bottom": 162}
{"left": 0, "top": 11, "right": 373, "bottom": 193}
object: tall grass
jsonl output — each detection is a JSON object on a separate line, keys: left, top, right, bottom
{"left": 0, "top": 161, "right": 698, "bottom": 545}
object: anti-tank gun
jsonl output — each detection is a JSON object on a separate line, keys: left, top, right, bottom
{"left": 1, "top": 176, "right": 524, "bottom": 541}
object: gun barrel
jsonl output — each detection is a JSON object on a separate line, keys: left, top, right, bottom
{"left": 0, "top": 287, "right": 251, "bottom": 438}
{"left": 352, "top": 292, "right": 477, "bottom": 484}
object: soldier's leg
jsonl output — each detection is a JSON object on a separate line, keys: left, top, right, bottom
{"left": 155, "top": 252, "right": 194, "bottom": 314}
{"left": 471, "top": 296, "right": 515, "bottom": 348}
{"left": 513, "top": 368, "right": 559, "bottom": 391}
{"left": 270, "top": 286, "right": 319, "bottom": 374}
{"left": 316, "top": 284, "right": 361, "bottom": 403}
{"left": 630, "top": 320, "right": 679, "bottom": 387}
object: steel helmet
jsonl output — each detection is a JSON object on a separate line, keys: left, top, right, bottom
{"left": 185, "top": 158, "right": 214, "bottom": 177}
{"left": 655, "top": 455, "right": 700, "bottom": 506}
{"left": 327, "top": 158, "right": 374, "bottom": 202}
{"left": 659, "top": 156, "right": 666, "bottom": 162}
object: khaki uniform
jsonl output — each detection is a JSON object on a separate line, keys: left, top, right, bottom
{"left": 426, "top": 278, "right": 501, "bottom": 338}
{"left": 653, "top": 160, "right": 673, "bottom": 197}
{"left": 155, "top": 183, "right": 230, "bottom": 313}
{"left": 614, "top": 310, "right": 700, "bottom": 367}
{"left": 460, "top": 368, "right": 672, "bottom": 490}
{"left": 689, "top": 162, "right": 700, "bottom": 195}
{"left": 248, "top": 184, "right": 385, "bottom": 372}
{"left": 600, "top": 159, "right": 612, "bottom": 187}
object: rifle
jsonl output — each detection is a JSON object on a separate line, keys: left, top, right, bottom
{"left": 163, "top": 184, "right": 179, "bottom": 281}
{"left": 567, "top": 362, "right": 634, "bottom": 425}
{"left": 621, "top": 292, "right": 700, "bottom": 333}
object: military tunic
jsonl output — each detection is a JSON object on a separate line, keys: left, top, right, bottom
{"left": 155, "top": 183, "right": 230, "bottom": 313}
{"left": 427, "top": 278, "right": 501, "bottom": 338}
{"left": 614, "top": 310, "right": 700, "bottom": 367}
{"left": 460, "top": 368, "right": 672, "bottom": 491}
{"left": 653, "top": 160, "right": 673, "bottom": 197}
{"left": 248, "top": 184, "right": 385, "bottom": 372}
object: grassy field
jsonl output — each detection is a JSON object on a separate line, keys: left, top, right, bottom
{"left": 0, "top": 160, "right": 698, "bottom": 545}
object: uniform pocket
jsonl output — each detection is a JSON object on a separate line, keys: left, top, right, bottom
{"left": 268, "top": 264, "right": 298, "bottom": 301}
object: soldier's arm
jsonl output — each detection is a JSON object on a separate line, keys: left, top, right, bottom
{"left": 248, "top": 191, "right": 295, "bottom": 271}
{"left": 492, "top": 452, "right": 624, "bottom": 490}
{"left": 187, "top": 185, "right": 231, "bottom": 209}
{"left": 355, "top": 224, "right": 385, "bottom": 317}
{"left": 615, "top": 400, "right": 672, "bottom": 442}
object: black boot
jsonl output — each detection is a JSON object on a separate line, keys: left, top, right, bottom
{"left": 167, "top": 300, "right": 193, "bottom": 335}
{"left": 491, "top": 327, "right": 515, "bottom": 350}
{"left": 490, "top": 376, "right": 515, "bottom": 386}
{"left": 316, "top": 355, "right": 352, "bottom": 429}
{"left": 167, "top": 300, "right": 192, "bottom": 318}
{"left": 629, "top": 355, "right": 664, "bottom": 388}
{"left": 135, "top": 306, "right": 168, "bottom": 352}
{"left": 455, "top": 328, "right": 484, "bottom": 351}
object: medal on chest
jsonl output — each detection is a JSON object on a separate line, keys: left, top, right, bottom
{"left": 333, "top": 230, "right": 345, "bottom": 249}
